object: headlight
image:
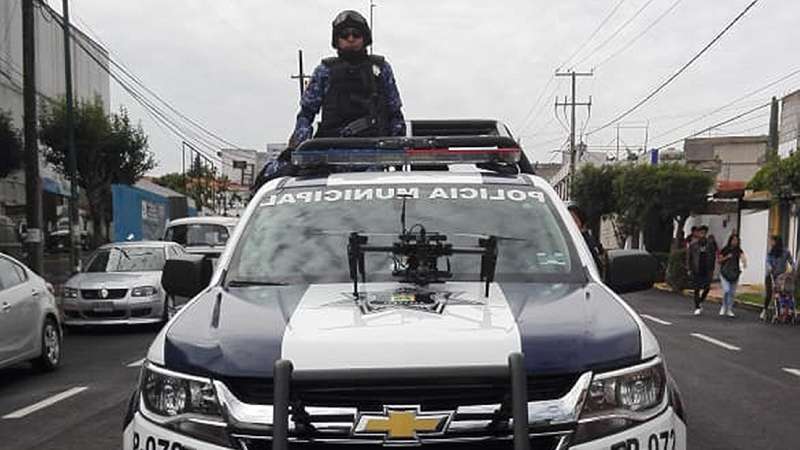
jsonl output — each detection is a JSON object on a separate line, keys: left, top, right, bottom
{"left": 131, "top": 286, "right": 159, "bottom": 297}
{"left": 573, "top": 358, "right": 668, "bottom": 444}
{"left": 64, "top": 287, "right": 78, "bottom": 299}
{"left": 139, "top": 362, "right": 231, "bottom": 446}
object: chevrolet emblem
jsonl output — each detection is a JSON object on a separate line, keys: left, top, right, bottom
{"left": 100, "top": 288, "right": 109, "bottom": 299}
{"left": 354, "top": 407, "right": 451, "bottom": 443}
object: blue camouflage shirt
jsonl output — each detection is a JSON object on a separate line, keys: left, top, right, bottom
{"left": 289, "top": 58, "right": 406, "bottom": 145}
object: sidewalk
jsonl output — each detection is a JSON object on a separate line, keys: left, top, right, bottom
{"left": 654, "top": 282, "right": 765, "bottom": 311}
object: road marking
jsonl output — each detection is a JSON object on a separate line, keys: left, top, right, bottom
{"left": 690, "top": 333, "right": 741, "bottom": 351}
{"left": 2, "top": 387, "right": 88, "bottom": 419}
{"left": 641, "top": 314, "right": 672, "bottom": 326}
{"left": 783, "top": 368, "right": 800, "bottom": 378}
{"left": 126, "top": 358, "right": 145, "bottom": 367}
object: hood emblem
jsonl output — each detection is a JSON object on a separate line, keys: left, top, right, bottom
{"left": 354, "top": 406, "right": 451, "bottom": 443}
{"left": 100, "top": 288, "right": 109, "bottom": 299}
{"left": 332, "top": 287, "right": 483, "bottom": 315}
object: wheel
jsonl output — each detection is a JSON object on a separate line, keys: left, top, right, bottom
{"left": 33, "top": 317, "right": 62, "bottom": 372}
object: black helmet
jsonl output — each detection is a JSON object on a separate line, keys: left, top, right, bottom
{"left": 331, "top": 10, "right": 372, "bottom": 48}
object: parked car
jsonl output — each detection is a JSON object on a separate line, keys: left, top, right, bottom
{"left": 0, "top": 252, "right": 62, "bottom": 372}
{"left": 61, "top": 241, "right": 189, "bottom": 326}
{"left": 0, "top": 215, "right": 24, "bottom": 261}
{"left": 162, "top": 216, "right": 238, "bottom": 260}
{"left": 124, "top": 124, "right": 684, "bottom": 450}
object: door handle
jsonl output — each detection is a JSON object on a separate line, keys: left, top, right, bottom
{"left": 32, "top": 289, "right": 41, "bottom": 297}
{"left": 1, "top": 302, "right": 10, "bottom": 313}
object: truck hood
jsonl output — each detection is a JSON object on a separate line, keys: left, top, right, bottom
{"left": 162, "top": 282, "right": 641, "bottom": 378}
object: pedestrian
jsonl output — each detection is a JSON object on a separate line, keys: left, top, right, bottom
{"left": 254, "top": 10, "right": 406, "bottom": 190}
{"left": 567, "top": 204, "right": 606, "bottom": 275}
{"left": 688, "top": 225, "right": 715, "bottom": 315}
{"left": 761, "top": 235, "right": 795, "bottom": 320}
{"left": 718, "top": 233, "right": 747, "bottom": 317}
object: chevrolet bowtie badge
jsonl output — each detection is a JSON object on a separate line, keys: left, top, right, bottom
{"left": 354, "top": 406, "right": 451, "bottom": 444}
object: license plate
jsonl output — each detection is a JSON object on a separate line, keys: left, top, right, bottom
{"left": 92, "top": 301, "right": 114, "bottom": 312}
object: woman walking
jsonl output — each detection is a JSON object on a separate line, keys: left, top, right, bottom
{"left": 761, "top": 235, "right": 795, "bottom": 320}
{"left": 718, "top": 233, "right": 747, "bottom": 317}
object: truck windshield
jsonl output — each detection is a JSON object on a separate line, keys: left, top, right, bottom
{"left": 227, "top": 184, "right": 583, "bottom": 285}
{"left": 85, "top": 247, "right": 166, "bottom": 273}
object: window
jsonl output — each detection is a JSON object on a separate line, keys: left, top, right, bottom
{"left": 85, "top": 247, "right": 167, "bottom": 273}
{"left": 227, "top": 184, "right": 581, "bottom": 285}
{"left": 0, "top": 258, "right": 25, "bottom": 290}
{"left": 165, "top": 224, "right": 230, "bottom": 247}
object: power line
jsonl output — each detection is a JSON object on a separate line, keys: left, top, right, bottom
{"left": 67, "top": 10, "right": 243, "bottom": 151}
{"left": 588, "top": 0, "right": 761, "bottom": 135}
{"left": 654, "top": 101, "right": 770, "bottom": 149}
{"left": 593, "top": 0, "right": 686, "bottom": 69}
{"left": 557, "top": 0, "right": 628, "bottom": 71}
{"left": 651, "top": 66, "right": 800, "bottom": 140}
{"left": 574, "top": 0, "right": 658, "bottom": 69}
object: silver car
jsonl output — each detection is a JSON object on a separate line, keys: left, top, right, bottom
{"left": 0, "top": 252, "right": 62, "bottom": 371}
{"left": 61, "top": 241, "right": 188, "bottom": 326}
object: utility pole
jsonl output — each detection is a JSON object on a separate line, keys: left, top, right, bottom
{"left": 768, "top": 96, "right": 779, "bottom": 157}
{"left": 555, "top": 70, "right": 593, "bottom": 188}
{"left": 22, "top": 0, "right": 44, "bottom": 274}
{"left": 290, "top": 49, "right": 311, "bottom": 98}
{"left": 62, "top": 0, "right": 80, "bottom": 272}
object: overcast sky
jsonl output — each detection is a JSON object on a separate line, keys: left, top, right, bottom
{"left": 61, "top": 0, "right": 800, "bottom": 175}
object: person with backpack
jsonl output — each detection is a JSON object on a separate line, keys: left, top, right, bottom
{"left": 718, "top": 233, "right": 747, "bottom": 317}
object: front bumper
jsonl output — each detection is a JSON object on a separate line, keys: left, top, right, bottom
{"left": 122, "top": 408, "right": 686, "bottom": 450}
{"left": 62, "top": 295, "right": 164, "bottom": 325}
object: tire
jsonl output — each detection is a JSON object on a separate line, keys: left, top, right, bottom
{"left": 33, "top": 317, "right": 62, "bottom": 372}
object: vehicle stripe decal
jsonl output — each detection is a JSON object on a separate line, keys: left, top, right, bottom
{"left": 162, "top": 286, "right": 307, "bottom": 377}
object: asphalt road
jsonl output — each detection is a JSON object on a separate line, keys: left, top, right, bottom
{"left": 0, "top": 290, "right": 797, "bottom": 450}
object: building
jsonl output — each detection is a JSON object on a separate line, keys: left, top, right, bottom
{"left": 0, "top": 1, "right": 110, "bottom": 234}
{"left": 779, "top": 89, "right": 800, "bottom": 157}
{"left": 683, "top": 136, "right": 769, "bottom": 184}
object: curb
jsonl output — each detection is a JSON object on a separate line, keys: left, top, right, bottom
{"left": 653, "top": 283, "right": 763, "bottom": 313}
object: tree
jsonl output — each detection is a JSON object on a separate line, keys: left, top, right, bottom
{"left": 0, "top": 111, "right": 23, "bottom": 179}
{"left": 39, "top": 97, "right": 156, "bottom": 245}
{"left": 749, "top": 152, "right": 800, "bottom": 199}
{"left": 651, "top": 163, "right": 714, "bottom": 249}
{"left": 571, "top": 164, "right": 619, "bottom": 237}
{"left": 612, "top": 164, "right": 659, "bottom": 248}
{"left": 153, "top": 172, "right": 188, "bottom": 197}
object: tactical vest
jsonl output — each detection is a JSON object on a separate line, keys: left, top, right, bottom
{"left": 316, "top": 55, "right": 389, "bottom": 138}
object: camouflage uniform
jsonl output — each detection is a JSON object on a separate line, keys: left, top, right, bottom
{"left": 290, "top": 59, "right": 406, "bottom": 145}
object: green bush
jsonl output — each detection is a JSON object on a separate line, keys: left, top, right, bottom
{"left": 666, "top": 249, "right": 689, "bottom": 292}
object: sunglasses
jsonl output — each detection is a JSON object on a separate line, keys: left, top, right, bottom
{"left": 338, "top": 28, "right": 363, "bottom": 40}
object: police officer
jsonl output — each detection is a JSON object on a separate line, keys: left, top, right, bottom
{"left": 254, "top": 10, "right": 406, "bottom": 189}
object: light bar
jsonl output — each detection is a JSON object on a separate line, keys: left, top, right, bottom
{"left": 291, "top": 147, "right": 521, "bottom": 167}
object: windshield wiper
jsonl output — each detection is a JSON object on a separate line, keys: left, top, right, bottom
{"left": 227, "top": 280, "right": 289, "bottom": 287}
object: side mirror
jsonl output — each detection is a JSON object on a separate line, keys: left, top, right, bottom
{"left": 162, "top": 255, "right": 213, "bottom": 299}
{"left": 604, "top": 249, "right": 658, "bottom": 294}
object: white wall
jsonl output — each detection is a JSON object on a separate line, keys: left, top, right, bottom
{"left": 739, "top": 209, "right": 769, "bottom": 285}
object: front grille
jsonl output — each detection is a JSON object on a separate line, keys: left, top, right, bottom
{"left": 63, "top": 310, "right": 80, "bottom": 319}
{"left": 223, "top": 374, "right": 578, "bottom": 409}
{"left": 233, "top": 436, "right": 564, "bottom": 450}
{"left": 84, "top": 310, "right": 127, "bottom": 318}
{"left": 81, "top": 288, "right": 127, "bottom": 299}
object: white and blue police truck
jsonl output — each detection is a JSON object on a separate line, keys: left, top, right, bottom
{"left": 123, "top": 120, "right": 686, "bottom": 450}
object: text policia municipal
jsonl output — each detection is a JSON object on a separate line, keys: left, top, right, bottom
{"left": 259, "top": 186, "right": 547, "bottom": 208}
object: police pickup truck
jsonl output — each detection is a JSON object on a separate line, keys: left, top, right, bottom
{"left": 124, "top": 121, "right": 686, "bottom": 450}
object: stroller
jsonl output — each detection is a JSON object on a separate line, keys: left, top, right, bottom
{"left": 771, "top": 271, "right": 798, "bottom": 324}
